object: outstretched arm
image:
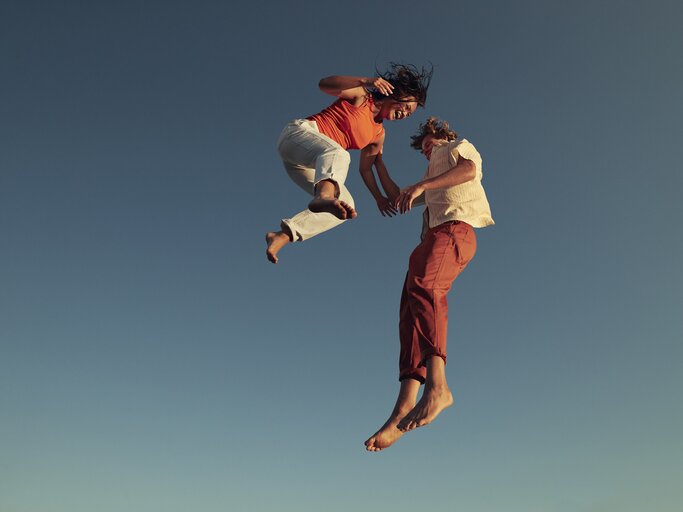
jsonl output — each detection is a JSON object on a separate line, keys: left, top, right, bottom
{"left": 396, "top": 157, "right": 476, "bottom": 214}
{"left": 374, "top": 154, "right": 401, "bottom": 203}
{"left": 359, "top": 137, "right": 398, "bottom": 217}
{"left": 318, "top": 75, "right": 394, "bottom": 106}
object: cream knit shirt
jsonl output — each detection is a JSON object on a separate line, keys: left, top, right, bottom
{"left": 423, "top": 138, "right": 494, "bottom": 229}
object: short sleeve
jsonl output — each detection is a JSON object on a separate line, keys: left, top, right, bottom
{"left": 449, "top": 139, "right": 480, "bottom": 164}
{"left": 448, "top": 139, "right": 482, "bottom": 177}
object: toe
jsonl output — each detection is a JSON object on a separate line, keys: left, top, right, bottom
{"left": 344, "top": 203, "right": 357, "bottom": 218}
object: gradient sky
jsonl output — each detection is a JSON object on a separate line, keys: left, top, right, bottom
{"left": 2, "top": 1, "right": 682, "bottom": 511}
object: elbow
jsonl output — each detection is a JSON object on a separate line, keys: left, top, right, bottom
{"left": 463, "top": 161, "right": 477, "bottom": 182}
{"left": 318, "top": 76, "right": 335, "bottom": 90}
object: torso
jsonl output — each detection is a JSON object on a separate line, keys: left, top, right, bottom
{"left": 308, "top": 98, "right": 384, "bottom": 150}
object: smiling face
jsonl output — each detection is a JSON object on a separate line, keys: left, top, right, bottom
{"left": 378, "top": 97, "right": 418, "bottom": 121}
{"left": 421, "top": 134, "right": 448, "bottom": 160}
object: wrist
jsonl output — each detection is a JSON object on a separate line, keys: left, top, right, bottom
{"left": 366, "top": 188, "right": 382, "bottom": 201}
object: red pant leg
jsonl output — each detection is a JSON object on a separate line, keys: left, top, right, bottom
{"left": 398, "top": 221, "right": 476, "bottom": 381}
{"left": 399, "top": 272, "right": 427, "bottom": 382}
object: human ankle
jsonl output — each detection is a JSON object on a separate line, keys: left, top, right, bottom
{"left": 424, "top": 357, "right": 447, "bottom": 388}
{"left": 276, "top": 226, "right": 294, "bottom": 242}
{"left": 392, "top": 402, "right": 415, "bottom": 416}
{"left": 313, "top": 193, "right": 336, "bottom": 201}
{"left": 424, "top": 383, "right": 450, "bottom": 394}
{"left": 314, "top": 179, "right": 338, "bottom": 198}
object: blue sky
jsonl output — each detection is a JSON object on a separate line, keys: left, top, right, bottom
{"left": 2, "top": 1, "right": 682, "bottom": 511}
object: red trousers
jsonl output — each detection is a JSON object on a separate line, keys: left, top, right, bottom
{"left": 399, "top": 221, "right": 477, "bottom": 382}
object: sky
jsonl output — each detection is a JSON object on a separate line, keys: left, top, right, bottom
{"left": 1, "top": 1, "right": 682, "bottom": 511}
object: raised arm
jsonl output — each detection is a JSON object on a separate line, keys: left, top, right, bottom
{"left": 359, "top": 135, "right": 398, "bottom": 217}
{"left": 396, "top": 157, "right": 476, "bottom": 214}
{"left": 318, "top": 75, "right": 394, "bottom": 106}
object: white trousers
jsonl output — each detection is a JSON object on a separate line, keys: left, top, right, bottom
{"left": 276, "top": 119, "right": 355, "bottom": 242}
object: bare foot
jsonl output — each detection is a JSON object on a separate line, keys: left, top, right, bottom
{"left": 308, "top": 198, "right": 357, "bottom": 220}
{"left": 364, "top": 409, "right": 411, "bottom": 452}
{"left": 364, "top": 379, "right": 420, "bottom": 452}
{"left": 397, "top": 386, "right": 453, "bottom": 432}
{"left": 265, "top": 231, "right": 290, "bottom": 264}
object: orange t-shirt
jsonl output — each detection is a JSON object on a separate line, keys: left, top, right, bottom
{"left": 308, "top": 98, "right": 385, "bottom": 150}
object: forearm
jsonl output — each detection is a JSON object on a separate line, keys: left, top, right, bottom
{"left": 359, "top": 164, "right": 384, "bottom": 200}
{"left": 418, "top": 160, "right": 476, "bottom": 191}
{"left": 374, "top": 156, "right": 401, "bottom": 201}
{"left": 397, "top": 159, "right": 474, "bottom": 214}
{"left": 319, "top": 76, "right": 372, "bottom": 95}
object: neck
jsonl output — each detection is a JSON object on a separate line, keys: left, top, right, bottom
{"left": 372, "top": 100, "right": 383, "bottom": 122}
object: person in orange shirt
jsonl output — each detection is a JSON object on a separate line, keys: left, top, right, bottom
{"left": 265, "top": 63, "right": 432, "bottom": 264}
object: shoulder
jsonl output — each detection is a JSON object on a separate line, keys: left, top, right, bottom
{"left": 450, "top": 138, "right": 478, "bottom": 153}
{"left": 334, "top": 96, "right": 376, "bottom": 112}
{"left": 449, "top": 138, "right": 481, "bottom": 161}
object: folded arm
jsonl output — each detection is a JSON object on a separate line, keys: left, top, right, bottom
{"left": 396, "top": 157, "right": 477, "bottom": 214}
{"left": 318, "top": 75, "right": 394, "bottom": 106}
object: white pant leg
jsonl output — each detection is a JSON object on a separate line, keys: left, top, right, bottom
{"left": 276, "top": 120, "right": 355, "bottom": 242}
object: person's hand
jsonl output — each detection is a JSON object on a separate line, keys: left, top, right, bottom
{"left": 376, "top": 196, "right": 398, "bottom": 217}
{"left": 365, "top": 77, "right": 394, "bottom": 96}
{"left": 396, "top": 183, "right": 425, "bottom": 214}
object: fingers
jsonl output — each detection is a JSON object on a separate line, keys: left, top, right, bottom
{"left": 397, "top": 194, "right": 406, "bottom": 214}
{"left": 377, "top": 198, "right": 397, "bottom": 217}
{"left": 373, "top": 77, "right": 394, "bottom": 96}
{"left": 397, "top": 193, "right": 413, "bottom": 214}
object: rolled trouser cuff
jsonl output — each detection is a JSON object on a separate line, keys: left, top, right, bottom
{"left": 399, "top": 368, "right": 426, "bottom": 384}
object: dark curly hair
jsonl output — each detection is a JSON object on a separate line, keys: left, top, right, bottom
{"left": 410, "top": 117, "right": 458, "bottom": 151}
{"left": 369, "top": 62, "right": 433, "bottom": 107}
